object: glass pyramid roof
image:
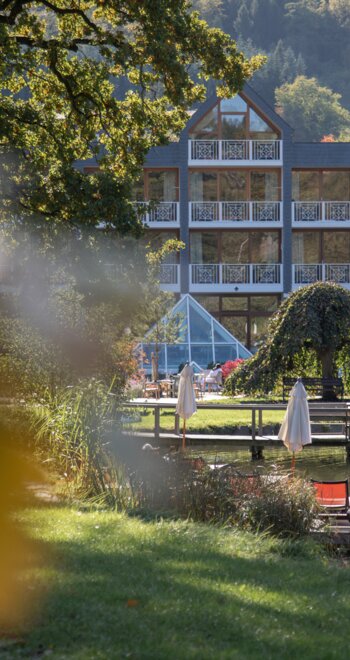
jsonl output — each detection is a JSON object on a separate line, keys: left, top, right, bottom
{"left": 139, "top": 294, "right": 251, "bottom": 375}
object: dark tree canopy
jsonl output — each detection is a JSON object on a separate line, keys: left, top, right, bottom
{"left": 226, "top": 282, "right": 350, "bottom": 396}
{"left": 0, "top": 0, "right": 262, "bottom": 229}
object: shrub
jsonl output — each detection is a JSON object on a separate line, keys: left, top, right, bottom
{"left": 185, "top": 465, "right": 319, "bottom": 537}
{"left": 32, "top": 378, "right": 131, "bottom": 507}
{"left": 221, "top": 359, "right": 244, "bottom": 381}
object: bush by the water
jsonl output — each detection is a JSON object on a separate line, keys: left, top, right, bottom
{"left": 186, "top": 464, "right": 319, "bottom": 537}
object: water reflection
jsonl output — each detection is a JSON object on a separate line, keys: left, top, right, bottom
{"left": 189, "top": 446, "right": 350, "bottom": 481}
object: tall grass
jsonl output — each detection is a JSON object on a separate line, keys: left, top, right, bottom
{"left": 32, "top": 379, "right": 131, "bottom": 507}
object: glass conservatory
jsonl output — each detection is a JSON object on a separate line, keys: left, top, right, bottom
{"left": 138, "top": 294, "right": 251, "bottom": 375}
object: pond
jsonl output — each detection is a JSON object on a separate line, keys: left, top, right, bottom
{"left": 187, "top": 445, "right": 350, "bottom": 481}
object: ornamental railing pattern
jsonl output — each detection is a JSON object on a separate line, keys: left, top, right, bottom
{"left": 292, "top": 201, "right": 350, "bottom": 222}
{"left": 159, "top": 264, "right": 179, "bottom": 285}
{"left": 293, "top": 264, "right": 350, "bottom": 285}
{"left": 190, "top": 263, "right": 281, "bottom": 286}
{"left": 135, "top": 201, "right": 179, "bottom": 223}
{"left": 189, "top": 140, "right": 282, "bottom": 161}
{"left": 189, "top": 201, "right": 281, "bottom": 222}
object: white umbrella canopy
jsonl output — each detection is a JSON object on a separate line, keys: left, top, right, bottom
{"left": 176, "top": 364, "right": 197, "bottom": 449}
{"left": 278, "top": 379, "right": 312, "bottom": 470}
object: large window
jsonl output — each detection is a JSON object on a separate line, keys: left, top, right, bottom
{"left": 292, "top": 170, "right": 350, "bottom": 201}
{"left": 194, "top": 294, "right": 280, "bottom": 351}
{"left": 189, "top": 169, "right": 280, "bottom": 201}
{"left": 190, "top": 96, "right": 279, "bottom": 140}
{"left": 190, "top": 231, "right": 280, "bottom": 264}
{"left": 132, "top": 169, "right": 178, "bottom": 201}
{"left": 293, "top": 230, "right": 350, "bottom": 263}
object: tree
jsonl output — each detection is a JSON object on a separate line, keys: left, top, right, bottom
{"left": 275, "top": 76, "right": 350, "bottom": 141}
{"left": 329, "top": 0, "right": 350, "bottom": 28}
{"left": 225, "top": 282, "right": 350, "bottom": 399}
{"left": 252, "top": 39, "right": 305, "bottom": 103}
{"left": 0, "top": 0, "right": 263, "bottom": 229}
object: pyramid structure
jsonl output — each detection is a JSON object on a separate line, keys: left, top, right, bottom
{"left": 139, "top": 294, "right": 252, "bottom": 374}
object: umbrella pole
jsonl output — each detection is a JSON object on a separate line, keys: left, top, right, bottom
{"left": 291, "top": 451, "right": 295, "bottom": 477}
{"left": 182, "top": 419, "right": 186, "bottom": 451}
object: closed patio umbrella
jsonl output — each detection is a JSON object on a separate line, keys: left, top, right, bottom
{"left": 278, "top": 379, "right": 312, "bottom": 473}
{"left": 176, "top": 364, "right": 197, "bottom": 450}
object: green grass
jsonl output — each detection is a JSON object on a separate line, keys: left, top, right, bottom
{"left": 4, "top": 505, "right": 350, "bottom": 659}
{"left": 129, "top": 404, "right": 285, "bottom": 434}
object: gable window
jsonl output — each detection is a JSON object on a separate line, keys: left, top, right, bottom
{"left": 190, "top": 95, "right": 279, "bottom": 141}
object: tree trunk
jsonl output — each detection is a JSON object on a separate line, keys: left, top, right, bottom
{"left": 319, "top": 349, "right": 336, "bottom": 400}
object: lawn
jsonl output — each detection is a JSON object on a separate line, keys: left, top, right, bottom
{"left": 3, "top": 505, "right": 350, "bottom": 659}
{"left": 127, "top": 401, "right": 285, "bottom": 435}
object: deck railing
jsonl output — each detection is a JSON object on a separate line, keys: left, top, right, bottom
{"left": 135, "top": 201, "right": 179, "bottom": 223}
{"left": 159, "top": 263, "right": 179, "bottom": 285}
{"left": 189, "top": 201, "right": 281, "bottom": 223}
{"left": 189, "top": 139, "right": 282, "bottom": 162}
{"left": 190, "top": 263, "right": 282, "bottom": 286}
{"left": 293, "top": 263, "right": 350, "bottom": 285}
{"left": 292, "top": 201, "right": 350, "bottom": 222}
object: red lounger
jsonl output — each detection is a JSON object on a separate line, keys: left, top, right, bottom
{"left": 311, "top": 479, "right": 349, "bottom": 510}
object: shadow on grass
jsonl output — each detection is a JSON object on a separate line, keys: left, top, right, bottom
{"left": 8, "top": 506, "right": 350, "bottom": 660}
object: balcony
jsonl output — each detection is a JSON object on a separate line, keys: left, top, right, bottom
{"left": 189, "top": 201, "right": 282, "bottom": 226}
{"left": 188, "top": 140, "right": 282, "bottom": 165}
{"left": 159, "top": 264, "right": 180, "bottom": 292}
{"left": 292, "top": 202, "right": 350, "bottom": 226}
{"left": 190, "top": 263, "right": 282, "bottom": 293}
{"left": 293, "top": 264, "right": 350, "bottom": 288}
{"left": 135, "top": 201, "right": 180, "bottom": 227}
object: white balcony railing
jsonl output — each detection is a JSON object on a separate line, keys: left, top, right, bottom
{"left": 190, "top": 263, "right": 282, "bottom": 286}
{"left": 159, "top": 263, "right": 179, "bottom": 285}
{"left": 292, "top": 201, "right": 350, "bottom": 223}
{"left": 293, "top": 264, "right": 350, "bottom": 285}
{"left": 189, "top": 139, "right": 282, "bottom": 162}
{"left": 135, "top": 201, "right": 179, "bottom": 223}
{"left": 189, "top": 201, "right": 281, "bottom": 223}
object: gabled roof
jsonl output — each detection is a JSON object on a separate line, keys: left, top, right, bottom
{"left": 184, "top": 82, "right": 293, "bottom": 138}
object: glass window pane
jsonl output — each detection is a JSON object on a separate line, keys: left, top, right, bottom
{"left": 250, "top": 317, "right": 270, "bottom": 351}
{"left": 222, "top": 232, "right": 249, "bottom": 264}
{"left": 323, "top": 232, "right": 350, "bottom": 262}
{"left": 221, "top": 317, "right": 247, "bottom": 345}
{"left": 222, "top": 296, "right": 248, "bottom": 311}
{"left": 213, "top": 319, "right": 237, "bottom": 343}
{"left": 191, "top": 345, "right": 214, "bottom": 369}
{"left": 292, "top": 172, "right": 319, "bottom": 201}
{"left": 194, "top": 296, "right": 220, "bottom": 313}
{"left": 251, "top": 172, "right": 279, "bottom": 201}
{"left": 167, "top": 345, "right": 189, "bottom": 373}
{"left": 220, "top": 171, "right": 247, "bottom": 200}
{"left": 131, "top": 175, "right": 144, "bottom": 201}
{"left": 191, "top": 107, "right": 218, "bottom": 139}
{"left": 323, "top": 171, "right": 350, "bottom": 201}
{"left": 220, "top": 96, "right": 247, "bottom": 112}
{"left": 292, "top": 231, "right": 321, "bottom": 263}
{"left": 250, "top": 231, "right": 279, "bottom": 263}
{"left": 189, "top": 172, "right": 217, "bottom": 201}
{"left": 148, "top": 171, "right": 177, "bottom": 201}
{"left": 250, "top": 296, "right": 279, "bottom": 312}
{"left": 221, "top": 115, "right": 246, "bottom": 139}
{"left": 189, "top": 304, "right": 213, "bottom": 342}
{"left": 190, "top": 232, "right": 218, "bottom": 263}
{"left": 249, "top": 109, "right": 277, "bottom": 139}
{"left": 215, "top": 345, "right": 239, "bottom": 363}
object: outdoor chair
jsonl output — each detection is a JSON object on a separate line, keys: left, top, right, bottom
{"left": 311, "top": 479, "right": 350, "bottom": 511}
{"left": 143, "top": 381, "right": 160, "bottom": 399}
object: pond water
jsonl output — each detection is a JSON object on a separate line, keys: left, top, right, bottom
{"left": 187, "top": 445, "right": 350, "bottom": 481}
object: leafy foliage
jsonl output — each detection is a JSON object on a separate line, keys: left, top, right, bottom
{"left": 0, "top": 0, "right": 262, "bottom": 225}
{"left": 275, "top": 76, "right": 350, "bottom": 141}
{"left": 225, "top": 282, "right": 350, "bottom": 396}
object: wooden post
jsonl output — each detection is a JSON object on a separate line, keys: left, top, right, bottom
{"left": 154, "top": 405, "right": 160, "bottom": 441}
{"left": 258, "top": 409, "right": 263, "bottom": 436}
{"left": 174, "top": 413, "right": 180, "bottom": 435}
